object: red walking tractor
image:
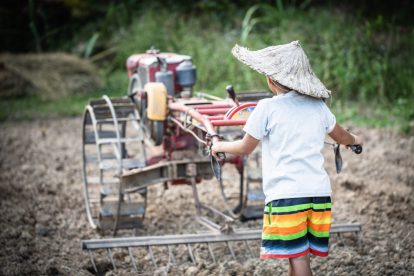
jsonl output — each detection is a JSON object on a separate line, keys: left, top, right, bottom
{"left": 80, "top": 48, "right": 361, "bottom": 273}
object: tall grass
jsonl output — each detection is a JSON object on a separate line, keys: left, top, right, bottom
{"left": 2, "top": 4, "right": 413, "bottom": 132}
{"left": 110, "top": 7, "right": 413, "bottom": 102}
{"left": 111, "top": 9, "right": 268, "bottom": 96}
{"left": 104, "top": 6, "right": 413, "bottom": 133}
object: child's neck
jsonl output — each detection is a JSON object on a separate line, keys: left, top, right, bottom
{"left": 273, "top": 86, "right": 290, "bottom": 96}
{"left": 270, "top": 81, "right": 290, "bottom": 95}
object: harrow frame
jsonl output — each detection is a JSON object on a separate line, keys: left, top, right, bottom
{"left": 83, "top": 224, "right": 362, "bottom": 273}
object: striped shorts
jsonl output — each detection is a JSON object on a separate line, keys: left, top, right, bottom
{"left": 260, "top": 197, "right": 332, "bottom": 259}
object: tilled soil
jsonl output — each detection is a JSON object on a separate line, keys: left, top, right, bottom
{"left": 0, "top": 118, "right": 413, "bottom": 275}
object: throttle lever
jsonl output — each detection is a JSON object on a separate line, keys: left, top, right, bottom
{"left": 226, "top": 85, "right": 239, "bottom": 106}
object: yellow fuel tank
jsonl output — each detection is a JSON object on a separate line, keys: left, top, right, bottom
{"left": 144, "top": 82, "right": 167, "bottom": 121}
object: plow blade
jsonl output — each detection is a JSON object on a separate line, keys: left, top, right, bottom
{"left": 82, "top": 223, "right": 361, "bottom": 273}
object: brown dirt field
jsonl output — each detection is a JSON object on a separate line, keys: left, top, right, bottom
{"left": 0, "top": 118, "right": 413, "bottom": 275}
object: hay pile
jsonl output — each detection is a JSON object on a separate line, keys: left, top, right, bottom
{"left": 0, "top": 53, "right": 103, "bottom": 99}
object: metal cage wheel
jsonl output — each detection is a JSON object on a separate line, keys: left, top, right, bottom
{"left": 217, "top": 155, "right": 248, "bottom": 219}
{"left": 82, "top": 107, "right": 101, "bottom": 229}
{"left": 217, "top": 147, "right": 264, "bottom": 221}
{"left": 82, "top": 97, "right": 151, "bottom": 232}
{"left": 111, "top": 111, "right": 150, "bottom": 234}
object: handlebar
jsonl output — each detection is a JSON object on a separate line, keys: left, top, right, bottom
{"left": 348, "top": 144, "right": 363, "bottom": 154}
{"left": 206, "top": 133, "right": 226, "bottom": 180}
{"left": 206, "top": 133, "right": 226, "bottom": 160}
{"left": 215, "top": 152, "right": 226, "bottom": 161}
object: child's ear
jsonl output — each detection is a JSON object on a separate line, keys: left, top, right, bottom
{"left": 266, "top": 77, "right": 273, "bottom": 88}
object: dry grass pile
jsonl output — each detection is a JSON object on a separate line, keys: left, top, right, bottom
{"left": 0, "top": 53, "right": 103, "bottom": 99}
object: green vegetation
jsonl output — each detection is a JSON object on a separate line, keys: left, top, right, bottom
{"left": 1, "top": 2, "right": 413, "bottom": 133}
{"left": 0, "top": 70, "right": 126, "bottom": 119}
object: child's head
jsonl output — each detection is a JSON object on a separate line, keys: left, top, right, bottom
{"left": 231, "top": 41, "right": 331, "bottom": 99}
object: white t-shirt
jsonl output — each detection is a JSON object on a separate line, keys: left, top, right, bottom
{"left": 243, "top": 91, "right": 336, "bottom": 204}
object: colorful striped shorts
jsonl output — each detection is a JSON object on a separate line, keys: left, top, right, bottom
{"left": 260, "top": 197, "right": 332, "bottom": 259}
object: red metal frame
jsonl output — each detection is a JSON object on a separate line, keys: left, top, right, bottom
{"left": 164, "top": 100, "right": 254, "bottom": 185}
{"left": 168, "top": 101, "right": 257, "bottom": 141}
{"left": 224, "top": 102, "right": 257, "bottom": 119}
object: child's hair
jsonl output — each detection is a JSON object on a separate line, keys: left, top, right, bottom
{"left": 269, "top": 78, "right": 290, "bottom": 91}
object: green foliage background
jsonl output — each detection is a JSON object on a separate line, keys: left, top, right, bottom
{"left": 0, "top": 0, "right": 413, "bottom": 132}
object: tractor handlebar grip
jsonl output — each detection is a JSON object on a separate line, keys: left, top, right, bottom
{"left": 207, "top": 134, "right": 226, "bottom": 161}
{"left": 216, "top": 152, "right": 226, "bottom": 161}
{"left": 226, "top": 85, "right": 237, "bottom": 101}
{"left": 348, "top": 144, "right": 363, "bottom": 154}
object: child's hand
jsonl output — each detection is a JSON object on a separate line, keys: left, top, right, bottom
{"left": 350, "top": 133, "right": 363, "bottom": 145}
{"left": 346, "top": 134, "right": 363, "bottom": 154}
{"left": 211, "top": 141, "right": 222, "bottom": 159}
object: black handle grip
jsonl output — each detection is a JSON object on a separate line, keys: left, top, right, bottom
{"left": 226, "top": 85, "right": 235, "bottom": 99}
{"left": 348, "top": 145, "right": 363, "bottom": 154}
{"left": 216, "top": 152, "right": 226, "bottom": 161}
{"left": 207, "top": 138, "right": 226, "bottom": 161}
{"left": 226, "top": 85, "right": 239, "bottom": 106}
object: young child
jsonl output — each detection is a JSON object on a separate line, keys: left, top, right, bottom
{"left": 211, "top": 41, "right": 363, "bottom": 276}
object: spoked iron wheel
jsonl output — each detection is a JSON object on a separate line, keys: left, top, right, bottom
{"left": 215, "top": 144, "right": 264, "bottom": 221}
{"left": 81, "top": 96, "right": 149, "bottom": 233}
{"left": 240, "top": 149, "right": 265, "bottom": 220}
{"left": 82, "top": 106, "right": 101, "bottom": 229}
{"left": 217, "top": 155, "right": 248, "bottom": 219}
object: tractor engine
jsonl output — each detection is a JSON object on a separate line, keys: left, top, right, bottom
{"left": 126, "top": 48, "right": 197, "bottom": 98}
{"left": 126, "top": 48, "right": 198, "bottom": 147}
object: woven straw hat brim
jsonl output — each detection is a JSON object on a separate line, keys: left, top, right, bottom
{"left": 231, "top": 41, "right": 331, "bottom": 98}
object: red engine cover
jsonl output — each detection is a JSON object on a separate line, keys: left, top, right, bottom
{"left": 126, "top": 51, "right": 192, "bottom": 93}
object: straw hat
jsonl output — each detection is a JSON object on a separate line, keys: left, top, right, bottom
{"left": 232, "top": 41, "right": 331, "bottom": 98}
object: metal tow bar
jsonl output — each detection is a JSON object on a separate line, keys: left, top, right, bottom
{"left": 82, "top": 223, "right": 361, "bottom": 273}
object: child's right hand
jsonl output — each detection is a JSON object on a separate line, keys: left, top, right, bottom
{"left": 329, "top": 124, "right": 363, "bottom": 147}
{"left": 346, "top": 134, "right": 363, "bottom": 154}
{"left": 350, "top": 133, "right": 363, "bottom": 146}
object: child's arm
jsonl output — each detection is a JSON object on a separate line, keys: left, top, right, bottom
{"left": 329, "top": 123, "right": 363, "bottom": 146}
{"left": 211, "top": 133, "right": 260, "bottom": 156}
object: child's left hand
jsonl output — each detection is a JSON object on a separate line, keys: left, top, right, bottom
{"left": 210, "top": 141, "right": 223, "bottom": 160}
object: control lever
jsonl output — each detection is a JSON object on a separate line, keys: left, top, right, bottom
{"left": 226, "top": 85, "right": 239, "bottom": 106}
{"left": 348, "top": 144, "right": 363, "bottom": 154}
